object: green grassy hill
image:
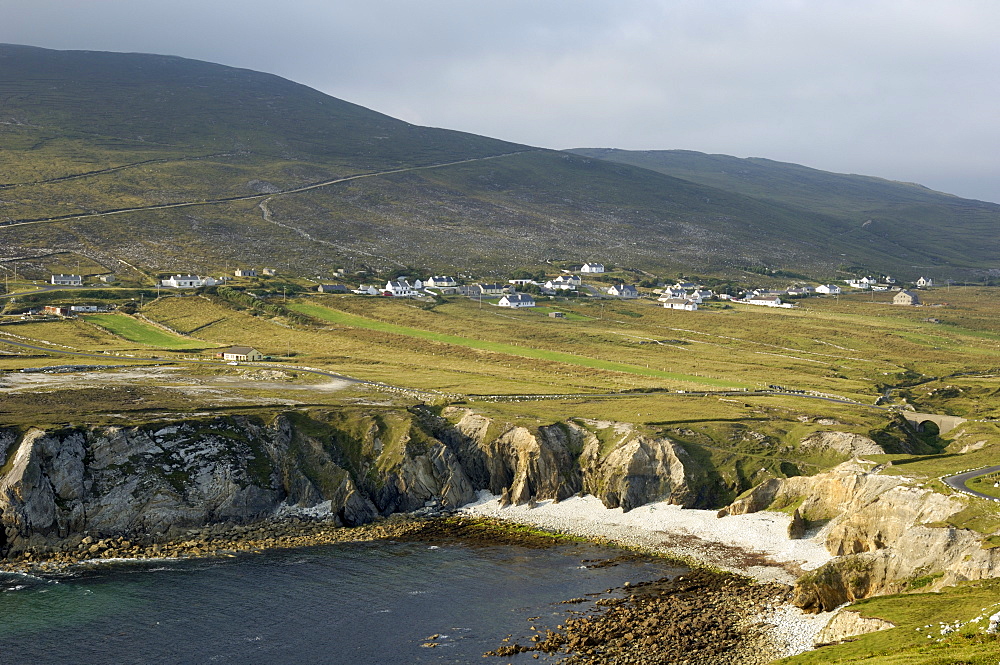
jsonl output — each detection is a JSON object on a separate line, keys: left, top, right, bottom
{"left": 0, "top": 44, "right": 995, "bottom": 281}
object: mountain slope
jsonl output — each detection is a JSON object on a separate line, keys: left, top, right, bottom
{"left": 0, "top": 44, "right": 994, "bottom": 280}
{"left": 568, "top": 148, "right": 1000, "bottom": 276}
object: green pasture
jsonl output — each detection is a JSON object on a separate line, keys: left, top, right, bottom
{"left": 780, "top": 579, "right": 1000, "bottom": 665}
{"left": 83, "top": 314, "right": 207, "bottom": 349}
{"left": 289, "top": 300, "right": 749, "bottom": 389}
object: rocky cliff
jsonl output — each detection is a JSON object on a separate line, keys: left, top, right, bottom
{"left": 0, "top": 406, "right": 719, "bottom": 557}
{"left": 720, "top": 459, "right": 999, "bottom": 611}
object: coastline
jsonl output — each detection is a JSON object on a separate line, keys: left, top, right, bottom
{"left": 0, "top": 497, "right": 837, "bottom": 662}
{"left": 462, "top": 491, "right": 837, "bottom": 660}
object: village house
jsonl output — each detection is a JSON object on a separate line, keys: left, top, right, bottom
{"left": 97, "top": 274, "right": 116, "bottom": 283}
{"left": 425, "top": 276, "right": 457, "bottom": 288}
{"left": 316, "top": 284, "right": 349, "bottom": 293}
{"left": 580, "top": 262, "right": 605, "bottom": 273}
{"left": 607, "top": 283, "right": 639, "bottom": 298}
{"left": 219, "top": 346, "right": 264, "bottom": 362}
{"left": 815, "top": 284, "right": 841, "bottom": 295}
{"left": 497, "top": 293, "right": 535, "bottom": 308}
{"left": 234, "top": 269, "right": 257, "bottom": 278}
{"left": 261, "top": 268, "right": 277, "bottom": 277}
{"left": 893, "top": 290, "right": 921, "bottom": 306}
{"left": 549, "top": 311, "right": 566, "bottom": 318}
{"left": 545, "top": 275, "right": 579, "bottom": 291}
{"left": 673, "top": 281, "right": 698, "bottom": 291}
{"left": 746, "top": 295, "right": 785, "bottom": 307}
{"left": 161, "top": 275, "right": 218, "bottom": 288}
{"left": 658, "top": 287, "right": 688, "bottom": 301}
{"left": 50, "top": 274, "right": 82, "bottom": 286}
{"left": 916, "top": 276, "right": 934, "bottom": 288}
{"left": 352, "top": 284, "right": 379, "bottom": 295}
{"left": 847, "top": 276, "right": 876, "bottom": 289}
{"left": 786, "top": 286, "right": 813, "bottom": 296}
{"left": 70, "top": 305, "right": 104, "bottom": 313}
{"left": 661, "top": 298, "right": 698, "bottom": 311}
{"left": 43, "top": 305, "right": 71, "bottom": 316}
{"left": 384, "top": 278, "right": 416, "bottom": 297}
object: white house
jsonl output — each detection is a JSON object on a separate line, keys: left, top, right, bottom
{"left": 658, "top": 288, "right": 688, "bottom": 301}
{"left": 917, "top": 276, "right": 934, "bottom": 288}
{"left": 662, "top": 298, "right": 698, "bottom": 311}
{"left": 51, "top": 274, "right": 82, "bottom": 286}
{"left": 746, "top": 295, "right": 784, "bottom": 307}
{"left": 426, "top": 276, "right": 457, "bottom": 288}
{"left": 786, "top": 286, "right": 813, "bottom": 296}
{"left": 607, "top": 283, "right": 639, "bottom": 298}
{"left": 545, "top": 275, "right": 579, "bottom": 291}
{"left": 498, "top": 293, "right": 535, "bottom": 308}
{"left": 353, "top": 284, "right": 379, "bottom": 295}
{"left": 234, "top": 269, "right": 257, "bottom": 278}
{"left": 385, "top": 279, "right": 416, "bottom": 297}
{"left": 581, "top": 262, "right": 605, "bottom": 273}
{"left": 815, "top": 284, "right": 841, "bottom": 295}
{"left": 477, "top": 283, "right": 506, "bottom": 295}
{"left": 894, "top": 290, "right": 921, "bottom": 305}
{"left": 161, "top": 275, "right": 217, "bottom": 288}
{"left": 220, "top": 346, "right": 264, "bottom": 362}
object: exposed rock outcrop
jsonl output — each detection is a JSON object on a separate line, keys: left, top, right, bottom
{"left": 720, "top": 459, "right": 999, "bottom": 611}
{"left": 798, "top": 432, "right": 886, "bottom": 457}
{"left": 814, "top": 610, "right": 895, "bottom": 645}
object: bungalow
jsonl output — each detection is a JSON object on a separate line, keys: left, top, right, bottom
{"left": 498, "top": 293, "right": 535, "bottom": 308}
{"left": 662, "top": 298, "right": 698, "bottom": 311}
{"left": 786, "top": 286, "right": 813, "bottom": 296}
{"left": 580, "top": 262, "right": 605, "bottom": 273}
{"left": 50, "top": 274, "right": 82, "bottom": 286}
{"left": 234, "top": 269, "right": 257, "bottom": 278}
{"left": 317, "top": 284, "right": 349, "bottom": 293}
{"left": 43, "top": 305, "right": 71, "bottom": 316}
{"left": 746, "top": 295, "right": 784, "bottom": 307}
{"left": 97, "top": 274, "right": 116, "bottom": 284}
{"left": 607, "top": 283, "right": 639, "bottom": 298}
{"left": 70, "top": 305, "right": 102, "bottom": 313}
{"left": 673, "top": 281, "right": 698, "bottom": 290}
{"left": 220, "top": 346, "right": 264, "bottom": 362}
{"left": 425, "top": 276, "right": 458, "bottom": 288}
{"left": 161, "top": 275, "right": 217, "bottom": 288}
{"left": 815, "top": 284, "right": 841, "bottom": 295}
{"left": 893, "top": 290, "right": 921, "bottom": 306}
{"left": 352, "top": 284, "right": 379, "bottom": 295}
{"left": 916, "top": 276, "right": 934, "bottom": 288}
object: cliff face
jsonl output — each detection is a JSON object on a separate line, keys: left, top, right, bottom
{"left": 721, "top": 459, "right": 999, "bottom": 611}
{"left": 0, "top": 406, "right": 715, "bottom": 556}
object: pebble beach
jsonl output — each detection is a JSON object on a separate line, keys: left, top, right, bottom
{"left": 462, "top": 491, "right": 838, "bottom": 660}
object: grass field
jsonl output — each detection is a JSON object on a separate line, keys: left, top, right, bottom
{"left": 83, "top": 314, "right": 208, "bottom": 349}
{"left": 289, "top": 300, "right": 749, "bottom": 389}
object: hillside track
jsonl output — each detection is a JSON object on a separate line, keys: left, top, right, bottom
{"left": 0, "top": 150, "right": 536, "bottom": 230}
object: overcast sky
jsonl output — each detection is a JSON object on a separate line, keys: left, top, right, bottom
{"left": 3, "top": 0, "right": 999, "bottom": 202}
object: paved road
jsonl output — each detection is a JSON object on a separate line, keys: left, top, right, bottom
{"left": 942, "top": 465, "right": 1000, "bottom": 501}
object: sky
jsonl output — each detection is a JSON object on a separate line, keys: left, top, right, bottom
{"left": 3, "top": 0, "right": 999, "bottom": 202}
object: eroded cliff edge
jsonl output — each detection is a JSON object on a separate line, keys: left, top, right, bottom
{"left": 0, "top": 404, "right": 989, "bottom": 617}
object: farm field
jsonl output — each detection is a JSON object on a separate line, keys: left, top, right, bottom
{"left": 83, "top": 313, "right": 210, "bottom": 349}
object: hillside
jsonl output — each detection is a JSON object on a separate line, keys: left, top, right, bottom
{"left": 0, "top": 44, "right": 996, "bottom": 280}
{"left": 569, "top": 148, "right": 1000, "bottom": 277}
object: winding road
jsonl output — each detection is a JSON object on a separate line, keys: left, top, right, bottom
{"left": 942, "top": 466, "right": 1000, "bottom": 501}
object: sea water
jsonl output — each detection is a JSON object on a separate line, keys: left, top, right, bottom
{"left": 0, "top": 540, "right": 684, "bottom": 664}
